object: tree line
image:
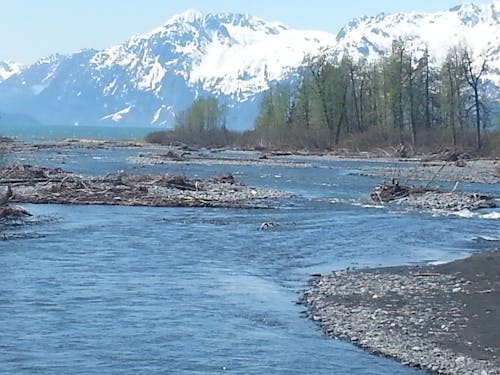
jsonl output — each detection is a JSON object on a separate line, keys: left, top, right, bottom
{"left": 255, "top": 41, "right": 493, "bottom": 152}
{"left": 147, "top": 40, "right": 499, "bottom": 154}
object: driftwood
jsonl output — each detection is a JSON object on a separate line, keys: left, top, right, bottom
{"left": 370, "top": 181, "right": 431, "bottom": 203}
{"left": 0, "top": 164, "right": 275, "bottom": 209}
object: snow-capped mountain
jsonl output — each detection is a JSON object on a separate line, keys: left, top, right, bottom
{"left": 0, "top": 3, "right": 499, "bottom": 129}
{"left": 0, "top": 10, "right": 336, "bottom": 129}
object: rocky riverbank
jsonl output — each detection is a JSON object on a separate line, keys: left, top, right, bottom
{"left": 302, "top": 250, "right": 500, "bottom": 375}
{"left": 371, "top": 182, "right": 497, "bottom": 212}
{"left": 394, "top": 191, "right": 497, "bottom": 211}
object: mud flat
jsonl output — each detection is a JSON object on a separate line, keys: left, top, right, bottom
{"left": 302, "top": 250, "right": 500, "bottom": 375}
{"left": 0, "top": 164, "right": 290, "bottom": 209}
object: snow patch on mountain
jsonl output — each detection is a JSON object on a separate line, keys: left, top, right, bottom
{"left": 101, "top": 105, "right": 134, "bottom": 122}
{"left": 173, "top": 12, "right": 336, "bottom": 99}
{"left": 189, "top": 27, "right": 336, "bottom": 100}
{"left": 0, "top": 61, "right": 23, "bottom": 82}
{"left": 137, "top": 57, "right": 165, "bottom": 91}
{"left": 152, "top": 105, "right": 168, "bottom": 124}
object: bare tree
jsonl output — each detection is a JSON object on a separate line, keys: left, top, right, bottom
{"left": 461, "top": 48, "right": 487, "bottom": 150}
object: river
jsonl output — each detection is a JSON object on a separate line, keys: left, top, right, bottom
{"left": 1, "top": 131, "right": 499, "bottom": 374}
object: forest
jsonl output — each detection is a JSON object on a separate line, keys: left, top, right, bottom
{"left": 147, "top": 40, "right": 500, "bottom": 156}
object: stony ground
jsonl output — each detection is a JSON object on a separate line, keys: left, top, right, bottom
{"left": 302, "top": 250, "right": 500, "bottom": 375}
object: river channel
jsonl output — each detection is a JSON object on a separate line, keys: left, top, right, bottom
{"left": 1, "top": 142, "right": 499, "bottom": 374}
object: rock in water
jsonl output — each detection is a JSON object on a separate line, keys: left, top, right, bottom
{"left": 0, "top": 205, "right": 32, "bottom": 220}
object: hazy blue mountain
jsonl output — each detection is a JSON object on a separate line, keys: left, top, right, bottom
{"left": 0, "top": 111, "right": 39, "bottom": 126}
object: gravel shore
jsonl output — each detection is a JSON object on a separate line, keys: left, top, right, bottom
{"left": 369, "top": 159, "right": 500, "bottom": 185}
{"left": 128, "top": 150, "right": 312, "bottom": 168}
{"left": 302, "top": 250, "right": 500, "bottom": 375}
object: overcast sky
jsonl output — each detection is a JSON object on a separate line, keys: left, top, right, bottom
{"left": 0, "top": 0, "right": 495, "bottom": 64}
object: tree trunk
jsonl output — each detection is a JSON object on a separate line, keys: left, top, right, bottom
{"left": 474, "top": 86, "right": 481, "bottom": 150}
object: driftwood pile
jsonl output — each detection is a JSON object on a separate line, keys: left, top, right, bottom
{"left": 0, "top": 164, "right": 276, "bottom": 209}
{"left": 371, "top": 181, "right": 496, "bottom": 211}
{"left": 371, "top": 181, "right": 414, "bottom": 202}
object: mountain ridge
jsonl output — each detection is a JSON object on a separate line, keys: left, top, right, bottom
{"left": 0, "top": 2, "right": 499, "bottom": 129}
{"left": 331, "top": 1, "right": 500, "bottom": 82}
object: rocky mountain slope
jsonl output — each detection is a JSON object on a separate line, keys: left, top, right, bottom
{"left": 0, "top": 2, "right": 499, "bottom": 129}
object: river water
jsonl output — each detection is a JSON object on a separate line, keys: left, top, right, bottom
{"left": 1, "top": 139, "right": 499, "bottom": 374}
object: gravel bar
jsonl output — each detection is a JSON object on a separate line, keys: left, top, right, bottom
{"left": 302, "top": 250, "right": 500, "bottom": 375}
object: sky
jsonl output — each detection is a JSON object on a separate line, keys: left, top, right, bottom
{"left": 0, "top": 0, "right": 495, "bottom": 65}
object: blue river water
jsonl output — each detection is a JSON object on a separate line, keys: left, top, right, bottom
{"left": 1, "top": 132, "right": 499, "bottom": 374}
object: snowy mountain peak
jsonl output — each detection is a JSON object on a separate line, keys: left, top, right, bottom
{"left": 163, "top": 10, "right": 288, "bottom": 34}
{"left": 165, "top": 8, "right": 204, "bottom": 24}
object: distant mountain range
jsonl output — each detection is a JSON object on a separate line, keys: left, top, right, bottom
{"left": 0, "top": 2, "right": 499, "bottom": 130}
